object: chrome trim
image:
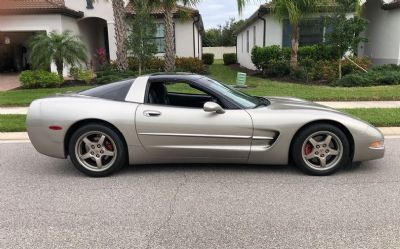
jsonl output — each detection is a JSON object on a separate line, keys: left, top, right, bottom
{"left": 125, "top": 76, "right": 149, "bottom": 103}
{"left": 138, "top": 132, "right": 252, "bottom": 139}
{"left": 252, "top": 136, "right": 274, "bottom": 140}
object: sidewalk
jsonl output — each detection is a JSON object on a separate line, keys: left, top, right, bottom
{"left": 1, "top": 101, "right": 400, "bottom": 114}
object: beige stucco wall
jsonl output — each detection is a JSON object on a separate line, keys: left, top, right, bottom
{"left": 360, "top": 0, "right": 400, "bottom": 65}
{"left": 203, "top": 47, "right": 236, "bottom": 59}
{"left": 237, "top": 14, "right": 283, "bottom": 70}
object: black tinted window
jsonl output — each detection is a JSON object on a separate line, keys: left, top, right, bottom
{"left": 79, "top": 80, "right": 134, "bottom": 101}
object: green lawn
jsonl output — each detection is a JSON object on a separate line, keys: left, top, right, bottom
{"left": 1, "top": 61, "right": 400, "bottom": 107}
{"left": 0, "top": 115, "right": 26, "bottom": 132}
{"left": 0, "top": 86, "right": 91, "bottom": 107}
{"left": 1, "top": 108, "right": 400, "bottom": 132}
{"left": 209, "top": 62, "right": 400, "bottom": 101}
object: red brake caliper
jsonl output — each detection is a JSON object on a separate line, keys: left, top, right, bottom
{"left": 304, "top": 143, "right": 313, "bottom": 155}
{"left": 105, "top": 141, "right": 113, "bottom": 151}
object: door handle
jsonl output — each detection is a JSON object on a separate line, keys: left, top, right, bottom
{"left": 143, "top": 110, "right": 161, "bottom": 117}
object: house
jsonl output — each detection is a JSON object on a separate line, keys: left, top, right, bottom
{"left": 359, "top": 0, "right": 400, "bottom": 65}
{"left": 236, "top": 0, "right": 400, "bottom": 70}
{"left": 0, "top": 0, "right": 203, "bottom": 75}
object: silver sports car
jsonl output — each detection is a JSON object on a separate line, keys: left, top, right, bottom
{"left": 27, "top": 73, "right": 385, "bottom": 177}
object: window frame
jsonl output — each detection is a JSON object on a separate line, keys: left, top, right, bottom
{"left": 246, "top": 30, "right": 250, "bottom": 53}
{"left": 150, "top": 22, "right": 176, "bottom": 54}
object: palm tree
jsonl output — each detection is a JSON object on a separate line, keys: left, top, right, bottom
{"left": 150, "top": 0, "right": 200, "bottom": 72}
{"left": 29, "top": 30, "right": 87, "bottom": 77}
{"left": 93, "top": 0, "right": 129, "bottom": 71}
{"left": 271, "top": 0, "right": 320, "bottom": 69}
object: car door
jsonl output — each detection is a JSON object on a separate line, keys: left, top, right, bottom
{"left": 135, "top": 81, "right": 253, "bottom": 161}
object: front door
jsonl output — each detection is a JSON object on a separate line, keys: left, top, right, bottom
{"left": 135, "top": 81, "right": 253, "bottom": 161}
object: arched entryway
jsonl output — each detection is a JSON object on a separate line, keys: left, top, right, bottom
{"left": 78, "top": 17, "right": 109, "bottom": 70}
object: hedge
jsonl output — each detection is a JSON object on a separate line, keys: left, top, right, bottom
{"left": 19, "top": 70, "right": 63, "bottom": 88}
{"left": 223, "top": 53, "right": 237, "bottom": 65}
{"left": 202, "top": 53, "right": 215, "bottom": 65}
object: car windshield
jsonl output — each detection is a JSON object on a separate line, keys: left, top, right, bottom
{"left": 196, "top": 77, "right": 267, "bottom": 109}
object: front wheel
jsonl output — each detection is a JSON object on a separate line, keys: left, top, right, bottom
{"left": 68, "top": 124, "right": 127, "bottom": 177}
{"left": 291, "top": 124, "right": 350, "bottom": 176}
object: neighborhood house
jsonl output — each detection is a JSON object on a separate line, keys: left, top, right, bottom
{"left": 236, "top": 0, "right": 400, "bottom": 70}
{"left": 0, "top": 0, "right": 203, "bottom": 75}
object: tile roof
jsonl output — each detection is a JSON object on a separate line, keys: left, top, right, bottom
{"left": 125, "top": 3, "right": 199, "bottom": 16}
{"left": 125, "top": 3, "right": 204, "bottom": 31}
{"left": 382, "top": 0, "right": 400, "bottom": 10}
{"left": 0, "top": 0, "right": 83, "bottom": 17}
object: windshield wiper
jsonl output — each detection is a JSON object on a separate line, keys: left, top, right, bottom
{"left": 255, "top": 97, "right": 270, "bottom": 107}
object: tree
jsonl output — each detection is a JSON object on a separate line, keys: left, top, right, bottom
{"left": 202, "top": 19, "right": 245, "bottom": 47}
{"left": 271, "top": 0, "right": 320, "bottom": 69}
{"left": 127, "top": 0, "right": 157, "bottom": 75}
{"left": 150, "top": 0, "right": 200, "bottom": 72}
{"left": 29, "top": 30, "right": 87, "bottom": 77}
{"left": 326, "top": 0, "right": 367, "bottom": 78}
{"left": 93, "top": 0, "right": 129, "bottom": 71}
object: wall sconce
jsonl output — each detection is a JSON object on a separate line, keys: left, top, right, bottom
{"left": 5, "top": 37, "right": 10, "bottom": 45}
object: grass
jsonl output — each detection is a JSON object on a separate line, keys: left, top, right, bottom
{"left": 340, "top": 108, "right": 400, "bottom": 127}
{"left": 209, "top": 62, "right": 400, "bottom": 101}
{"left": 0, "top": 86, "right": 91, "bottom": 107}
{"left": 1, "top": 108, "right": 399, "bottom": 132}
{"left": 0, "top": 115, "right": 26, "bottom": 132}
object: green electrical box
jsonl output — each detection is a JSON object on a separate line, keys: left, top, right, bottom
{"left": 236, "top": 72, "right": 247, "bottom": 88}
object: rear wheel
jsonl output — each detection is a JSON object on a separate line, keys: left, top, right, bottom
{"left": 68, "top": 124, "right": 127, "bottom": 177}
{"left": 292, "top": 124, "right": 350, "bottom": 176}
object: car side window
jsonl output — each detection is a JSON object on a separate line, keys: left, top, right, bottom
{"left": 147, "top": 81, "right": 220, "bottom": 108}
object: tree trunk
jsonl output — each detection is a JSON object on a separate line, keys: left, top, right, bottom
{"left": 112, "top": 0, "right": 128, "bottom": 71}
{"left": 55, "top": 60, "right": 63, "bottom": 78}
{"left": 290, "top": 24, "right": 299, "bottom": 69}
{"left": 164, "top": 6, "right": 175, "bottom": 72}
{"left": 338, "top": 58, "right": 342, "bottom": 79}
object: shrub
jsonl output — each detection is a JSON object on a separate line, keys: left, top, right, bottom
{"left": 223, "top": 53, "right": 237, "bottom": 65}
{"left": 341, "top": 56, "right": 371, "bottom": 76}
{"left": 70, "top": 67, "right": 94, "bottom": 83}
{"left": 251, "top": 45, "right": 282, "bottom": 71}
{"left": 266, "top": 60, "right": 290, "bottom": 77}
{"left": 334, "top": 73, "right": 374, "bottom": 87}
{"left": 202, "top": 53, "right": 215, "bottom": 65}
{"left": 175, "top": 57, "right": 205, "bottom": 74}
{"left": 334, "top": 67, "right": 400, "bottom": 87}
{"left": 128, "top": 57, "right": 164, "bottom": 72}
{"left": 19, "top": 70, "right": 62, "bottom": 88}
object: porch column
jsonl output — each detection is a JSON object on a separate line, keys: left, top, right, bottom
{"left": 107, "top": 22, "right": 117, "bottom": 61}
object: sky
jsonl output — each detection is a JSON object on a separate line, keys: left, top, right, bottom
{"left": 196, "top": 0, "right": 264, "bottom": 29}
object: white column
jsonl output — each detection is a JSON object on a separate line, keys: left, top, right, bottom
{"left": 107, "top": 22, "right": 117, "bottom": 61}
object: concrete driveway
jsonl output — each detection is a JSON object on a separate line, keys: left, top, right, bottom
{"left": 1, "top": 138, "right": 400, "bottom": 248}
{"left": 0, "top": 73, "right": 20, "bottom": 91}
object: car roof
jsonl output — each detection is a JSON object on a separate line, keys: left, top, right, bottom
{"left": 148, "top": 73, "right": 204, "bottom": 81}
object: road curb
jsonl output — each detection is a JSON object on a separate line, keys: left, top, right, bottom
{"left": 1, "top": 128, "right": 400, "bottom": 141}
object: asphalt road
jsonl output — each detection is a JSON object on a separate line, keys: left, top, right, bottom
{"left": 1, "top": 138, "right": 400, "bottom": 249}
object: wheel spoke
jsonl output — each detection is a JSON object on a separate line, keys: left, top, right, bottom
{"left": 80, "top": 153, "right": 92, "bottom": 160}
{"left": 306, "top": 151, "right": 317, "bottom": 159}
{"left": 98, "top": 135, "right": 106, "bottom": 146}
{"left": 95, "top": 157, "right": 103, "bottom": 168}
{"left": 319, "top": 157, "right": 327, "bottom": 168}
{"left": 103, "top": 149, "right": 115, "bottom": 157}
{"left": 309, "top": 138, "right": 318, "bottom": 147}
{"left": 83, "top": 137, "right": 92, "bottom": 147}
{"left": 330, "top": 149, "right": 339, "bottom": 156}
{"left": 324, "top": 135, "right": 332, "bottom": 145}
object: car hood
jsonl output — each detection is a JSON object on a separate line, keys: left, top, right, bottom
{"left": 264, "top": 96, "right": 338, "bottom": 112}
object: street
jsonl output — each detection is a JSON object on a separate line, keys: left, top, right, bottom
{"left": 1, "top": 138, "right": 400, "bottom": 249}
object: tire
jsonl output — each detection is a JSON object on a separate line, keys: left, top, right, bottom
{"left": 68, "top": 123, "right": 127, "bottom": 177}
{"left": 291, "top": 123, "right": 350, "bottom": 176}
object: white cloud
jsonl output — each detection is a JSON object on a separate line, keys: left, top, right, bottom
{"left": 196, "top": 0, "right": 264, "bottom": 29}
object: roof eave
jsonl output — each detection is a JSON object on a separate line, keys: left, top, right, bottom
{"left": 0, "top": 8, "right": 84, "bottom": 18}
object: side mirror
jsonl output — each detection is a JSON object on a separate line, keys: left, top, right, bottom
{"left": 203, "top": 102, "right": 225, "bottom": 114}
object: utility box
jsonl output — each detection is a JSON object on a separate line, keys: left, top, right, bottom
{"left": 235, "top": 72, "right": 247, "bottom": 88}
